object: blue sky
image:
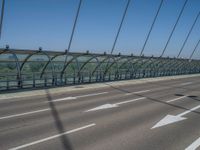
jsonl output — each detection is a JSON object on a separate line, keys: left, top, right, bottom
{"left": 0, "top": 0, "right": 200, "bottom": 59}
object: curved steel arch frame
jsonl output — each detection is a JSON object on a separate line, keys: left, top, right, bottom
{"left": 19, "top": 51, "right": 55, "bottom": 83}
{"left": 76, "top": 55, "right": 100, "bottom": 82}
{"left": 77, "top": 55, "right": 100, "bottom": 75}
{"left": 0, "top": 48, "right": 200, "bottom": 90}
{"left": 60, "top": 54, "right": 90, "bottom": 78}
{"left": 142, "top": 58, "right": 165, "bottom": 77}
{"left": 103, "top": 56, "right": 126, "bottom": 78}
{"left": 91, "top": 56, "right": 115, "bottom": 75}
{"left": 158, "top": 59, "right": 180, "bottom": 75}
{"left": 132, "top": 57, "right": 153, "bottom": 78}
{"left": 0, "top": 49, "right": 22, "bottom": 87}
{"left": 40, "top": 53, "right": 65, "bottom": 78}
{"left": 20, "top": 51, "right": 41, "bottom": 71}
{"left": 118, "top": 57, "right": 137, "bottom": 78}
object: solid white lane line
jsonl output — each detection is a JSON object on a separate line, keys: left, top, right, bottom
{"left": 167, "top": 96, "right": 187, "bottom": 103}
{"left": 180, "top": 82, "right": 193, "bottom": 86}
{"left": 0, "top": 109, "right": 50, "bottom": 120}
{"left": 76, "top": 92, "right": 108, "bottom": 98}
{"left": 9, "top": 123, "right": 96, "bottom": 150}
{"left": 115, "top": 97, "right": 146, "bottom": 105}
{"left": 185, "top": 137, "right": 200, "bottom": 150}
{"left": 0, "top": 92, "right": 108, "bottom": 120}
{"left": 0, "top": 91, "right": 108, "bottom": 103}
{"left": 48, "top": 97, "right": 77, "bottom": 102}
{"left": 178, "top": 104, "right": 200, "bottom": 117}
{"left": 125, "top": 90, "right": 150, "bottom": 95}
{"left": 47, "top": 92, "right": 108, "bottom": 103}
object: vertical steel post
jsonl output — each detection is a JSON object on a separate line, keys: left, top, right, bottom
{"left": 6, "top": 75, "right": 9, "bottom": 90}
{"left": 33, "top": 73, "right": 35, "bottom": 88}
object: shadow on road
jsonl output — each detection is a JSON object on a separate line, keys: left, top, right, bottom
{"left": 104, "top": 83, "right": 130, "bottom": 94}
{"left": 107, "top": 84, "right": 200, "bottom": 115}
{"left": 187, "top": 95, "right": 200, "bottom": 102}
{"left": 45, "top": 89, "right": 73, "bottom": 150}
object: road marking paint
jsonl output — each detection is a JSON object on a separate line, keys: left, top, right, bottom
{"left": 125, "top": 90, "right": 150, "bottom": 95}
{"left": 180, "top": 82, "right": 192, "bottom": 86}
{"left": 115, "top": 97, "right": 146, "bottom": 105}
{"left": 76, "top": 92, "right": 108, "bottom": 98}
{"left": 0, "top": 109, "right": 50, "bottom": 120}
{"left": 0, "top": 92, "right": 109, "bottom": 120}
{"left": 85, "top": 97, "right": 146, "bottom": 112}
{"left": 9, "top": 123, "right": 96, "bottom": 150}
{"left": 167, "top": 96, "right": 187, "bottom": 103}
{"left": 178, "top": 104, "right": 200, "bottom": 117}
{"left": 185, "top": 137, "right": 200, "bottom": 150}
{"left": 48, "top": 92, "right": 108, "bottom": 103}
{"left": 85, "top": 104, "right": 118, "bottom": 112}
{"left": 48, "top": 97, "right": 77, "bottom": 102}
{"left": 152, "top": 104, "right": 200, "bottom": 129}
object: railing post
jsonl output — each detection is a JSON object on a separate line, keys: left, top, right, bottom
{"left": 60, "top": 73, "right": 63, "bottom": 85}
{"left": 44, "top": 76, "right": 47, "bottom": 87}
{"left": 96, "top": 72, "right": 98, "bottom": 82}
{"left": 64, "top": 73, "right": 67, "bottom": 85}
{"left": 52, "top": 75, "right": 54, "bottom": 86}
{"left": 33, "top": 73, "right": 35, "bottom": 88}
{"left": 89, "top": 72, "right": 92, "bottom": 83}
{"left": 82, "top": 75, "right": 84, "bottom": 83}
{"left": 72, "top": 76, "right": 75, "bottom": 84}
{"left": 54, "top": 74, "right": 57, "bottom": 86}
{"left": 17, "top": 74, "right": 22, "bottom": 89}
{"left": 6, "top": 75, "right": 9, "bottom": 90}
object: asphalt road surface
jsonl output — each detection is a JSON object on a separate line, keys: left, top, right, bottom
{"left": 0, "top": 76, "right": 200, "bottom": 150}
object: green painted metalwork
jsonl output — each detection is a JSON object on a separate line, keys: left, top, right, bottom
{"left": 0, "top": 48, "right": 200, "bottom": 91}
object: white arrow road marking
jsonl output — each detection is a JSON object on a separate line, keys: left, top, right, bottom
{"left": 180, "top": 82, "right": 193, "bottom": 86}
{"left": 185, "top": 137, "right": 200, "bottom": 150}
{"left": 48, "top": 92, "right": 108, "bottom": 102}
{"left": 166, "top": 96, "right": 187, "bottom": 103}
{"left": 151, "top": 115, "right": 186, "bottom": 129}
{"left": 85, "top": 104, "right": 118, "bottom": 112}
{"left": 9, "top": 123, "right": 96, "bottom": 150}
{"left": 85, "top": 97, "right": 146, "bottom": 112}
{"left": 152, "top": 104, "right": 200, "bottom": 129}
{"left": 125, "top": 90, "right": 150, "bottom": 95}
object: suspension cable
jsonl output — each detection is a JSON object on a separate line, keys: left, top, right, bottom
{"left": 177, "top": 11, "right": 200, "bottom": 58}
{"left": 140, "top": 0, "right": 164, "bottom": 56}
{"left": 62, "top": 0, "right": 82, "bottom": 78}
{"left": 189, "top": 38, "right": 200, "bottom": 60}
{"left": 160, "top": 0, "right": 188, "bottom": 57}
{"left": 67, "top": 0, "right": 82, "bottom": 52}
{"left": 110, "top": 0, "right": 131, "bottom": 54}
{"left": 0, "top": 0, "right": 5, "bottom": 41}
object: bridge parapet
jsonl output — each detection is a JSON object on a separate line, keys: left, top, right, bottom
{"left": 0, "top": 48, "right": 199, "bottom": 91}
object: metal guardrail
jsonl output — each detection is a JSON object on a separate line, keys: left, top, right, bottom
{"left": 0, "top": 48, "right": 200, "bottom": 91}
{"left": 0, "top": 69, "right": 199, "bottom": 91}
